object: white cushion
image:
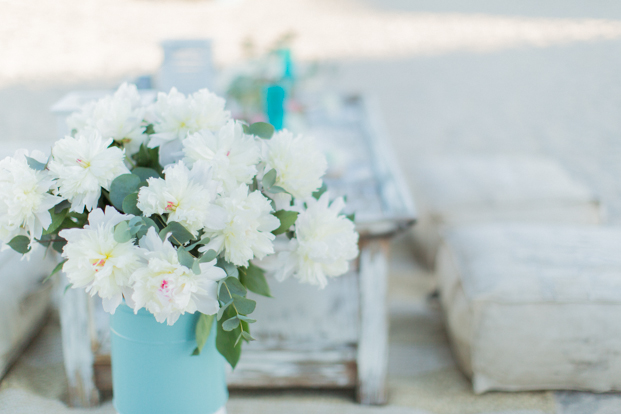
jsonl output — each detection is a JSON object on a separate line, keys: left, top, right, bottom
{"left": 437, "top": 224, "right": 621, "bottom": 393}
{"left": 411, "top": 156, "right": 601, "bottom": 267}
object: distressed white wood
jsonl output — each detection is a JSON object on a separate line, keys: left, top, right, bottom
{"left": 411, "top": 155, "right": 602, "bottom": 268}
{"left": 157, "top": 39, "right": 216, "bottom": 94}
{"left": 438, "top": 224, "right": 621, "bottom": 393}
{"left": 58, "top": 272, "right": 99, "bottom": 407}
{"left": 0, "top": 247, "right": 57, "bottom": 380}
{"left": 356, "top": 240, "right": 389, "bottom": 404}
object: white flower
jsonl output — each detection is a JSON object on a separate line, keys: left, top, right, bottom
{"left": 131, "top": 227, "right": 226, "bottom": 325}
{"left": 0, "top": 150, "right": 62, "bottom": 243}
{"left": 266, "top": 193, "right": 358, "bottom": 289}
{"left": 48, "top": 129, "right": 130, "bottom": 212}
{"left": 148, "top": 88, "right": 230, "bottom": 148}
{"left": 136, "top": 161, "right": 224, "bottom": 236}
{"left": 67, "top": 83, "right": 147, "bottom": 155}
{"left": 201, "top": 184, "right": 280, "bottom": 267}
{"left": 262, "top": 129, "right": 327, "bottom": 200}
{"left": 183, "top": 120, "right": 261, "bottom": 193}
{"left": 59, "top": 207, "right": 142, "bottom": 313}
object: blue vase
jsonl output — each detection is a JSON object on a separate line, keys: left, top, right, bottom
{"left": 110, "top": 304, "right": 228, "bottom": 414}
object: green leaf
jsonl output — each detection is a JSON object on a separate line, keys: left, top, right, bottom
{"left": 52, "top": 238, "right": 67, "bottom": 253}
{"left": 131, "top": 167, "right": 160, "bottom": 181}
{"left": 312, "top": 182, "right": 327, "bottom": 200}
{"left": 44, "top": 259, "right": 67, "bottom": 283}
{"left": 159, "top": 222, "right": 194, "bottom": 245}
{"left": 8, "top": 236, "right": 31, "bottom": 254}
{"left": 346, "top": 213, "right": 355, "bottom": 223}
{"left": 25, "top": 156, "right": 46, "bottom": 171}
{"left": 233, "top": 295, "right": 256, "bottom": 315}
{"left": 132, "top": 143, "right": 163, "bottom": 174}
{"left": 54, "top": 200, "right": 71, "bottom": 214}
{"left": 241, "top": 331, "right": 256, "bottom": 341}
{"left": 43, "top": 207, "right": 68, "bottom": 235}
{"left": 186, "top": 236, "right": 211, "bottom": 251}
{"left": 238, "top": 315, "right": 257, "bottom": 323}
{"left": 239, "top": 263, "right": 272, "bottom": 297}
{"left": 266, "top": 185, "right": 286, "bottom": 194}
{"left": 177, "top": 247, "right": 195, "bottom": 269}
{"left": 222, "top": 316, "right": 240, "bottom": 331}
{"left": 199, "top": 249, "right": 218, "bottom": 263}
{"left": 244, "top": 122, "right": 275, "bottom": 139}
{"left": 193, "top": 313, "right": 214, "bottom": 356}
{"left": 217, "top": 299, "right": 233, "bottom": 321}
{"left": 234, "top": 332, "right": 243, "bottom": 347}
{"left": 272, "top": 210, "right": 298, "bottom": 235}
{"left": 262, "top": 169, "right": 277, "bottom": 189}
{"left": 144, "top": 124, "right": 155, "bottom": 135}
{"left": 216, "top": 306, "right": 243, "bottom": 368}
{"left": 216, "top": 258, "right": 239, "bottom": 278}
{"left": 224, "top": 276, "right": 247, "bottom": 296}
{"left": 110, "top": 174, "right": 141, "bottom": 211}
{"left": 63, "top": 283, "right": 73, "bottom": 295}
{"left": 113, "top": 221, "right": 131, "bottom": 243}
{"left": 122, "top": 192, "right": 142, "bottom": 216}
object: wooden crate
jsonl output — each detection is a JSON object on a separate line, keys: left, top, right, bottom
{"left": 51, "top": 92, "right": 415, "bottom": 407}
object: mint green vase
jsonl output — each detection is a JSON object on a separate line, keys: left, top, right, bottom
{"left": 110, "top": 304, "right": 228, "bottom": 414}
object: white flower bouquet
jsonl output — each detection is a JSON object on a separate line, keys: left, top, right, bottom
{"left": 0, "top": 83, "right": 359, "bottom": 368}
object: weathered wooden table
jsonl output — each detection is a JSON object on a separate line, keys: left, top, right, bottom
{"left": 50, "top": 91, "right": 415, "bottom": 407}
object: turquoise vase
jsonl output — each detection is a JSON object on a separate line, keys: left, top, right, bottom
{"left": 110, "top": 304, "right": 228, "bottom": 414}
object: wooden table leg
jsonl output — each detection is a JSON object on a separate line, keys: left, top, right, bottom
{"left": 58, "top": 272, "right": 100, "bottom": 407}
{"left": 356, "top": 238, "right": 389, "bottom": 405}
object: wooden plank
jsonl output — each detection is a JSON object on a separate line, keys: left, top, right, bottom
{"left": 356, "top": 238, "right": 390, "bottom": 405}
{"left": 58, "top": 272, "right": 100, "bottom": 407}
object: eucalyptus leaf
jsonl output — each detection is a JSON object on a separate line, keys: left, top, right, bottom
{"left": 193, "top": 313, "right": 214, "bottom": 356}
{"left": 216, "top": 258, "right": 239, "bottom": 278}
{"left": 237, "top": 315, "right": 257, "bottom": 324}
{"left": 113, "top": 221, "right": 131, "bottom": 243}
{"left": 217, "top": 299, "right": 233, "bottom": 321}
{"left": 219, "top": 283, "right": 232, "bottom": 303}
{"left": 222, "top": 317, "right": 240, "bottom": 332}
{"left": 131, "top": 167, "right": 160, "bottom": 181}
{"left": 199, "top": 249, "right": 218, "bottom": 263}
{"left": 52, "top": 238, "right": 67, "bottom": 253}
{"left": 266, "top": 185, "right": 286, "bottom": 194}
{"left": 25, "top": 156, "right": 46, "bottom": 171}
{"left": 224, "top": 276, "right": 247, "bottom": 297}
{"left": 110, "top": 174, "right": 141, "bottom": 211}
{"left": 272, "top": 210, "right": 298, "bottom": 235}
{"left": 262, "top": 169, "right": 276, "bottom": 190}
{"left": 177, "top": 247, "right": 195, "bottom": 269}
{"left": 122, "top": 192, "right": 142, "bottom": 216}
{"left": 159, "top": 222, "right": 194, "bottom": 245}
{"left": 192, "top": 260, "right": 201, "bottom": 275}
{"left": 8, "top": 236, "right": 30, "bottom": 254}
{"left": 232, "top": 295, "right": 256, "bottom": 315}
{"left": 245, "top": 122, "right": 275, "bottom": 139}
{"left": 241, "top": 331, "right": 256, "bottom": 341}
{"left": 239, "top": 264, "right": 272, "bottom": 298}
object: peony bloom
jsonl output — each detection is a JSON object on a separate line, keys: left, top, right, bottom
{"left": 266, "top": 193, "right": 358, "bottom": 289}
{"left": 67, "top": 83, "right": 147, "bottom": 155}
{"left": 183, "top": 120, "right": 261, "bottom": 193}
{"left": 201, "top": 184, "right": 280, "bottom": 267}
{"left": 136, "top": 161, "right": 224, "bottom": 236}
{"left": 131, "top": 227, "right": 226, "bottom": 325}
{"left": 148, "top": 88, "right": 230, "bottom": 148}
{"left": 59, "top": 207, "right": 142, "bottom": 313}
{"left": 0, "top": 150, "right": 62, "bottom": 243}
{"left": 262, "top": 129, "right": 327, "bottom": 200}
{"left": 48, "top": 129, "right": 130, "bottom": 212}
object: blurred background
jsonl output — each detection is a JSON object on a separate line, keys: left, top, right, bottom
{"left": 2, "top": 0, "right": 621, "bottom": 413}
